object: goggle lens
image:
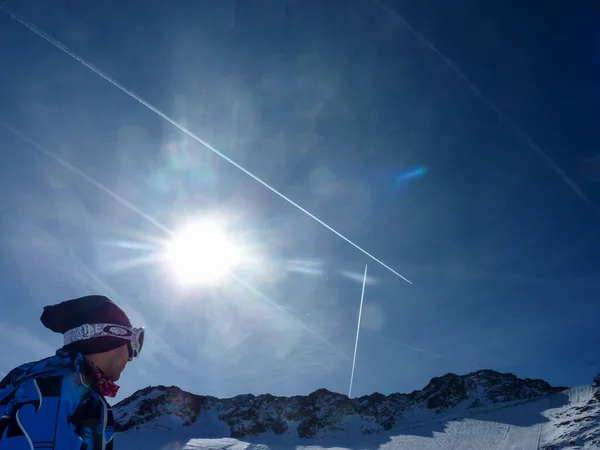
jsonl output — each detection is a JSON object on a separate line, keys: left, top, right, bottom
{"left": 128, "top": 328, "right": 144, "bottom": 358}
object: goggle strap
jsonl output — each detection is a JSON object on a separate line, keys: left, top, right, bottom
{"left": 63, "top": 323, "right": 142, "bottom": 348}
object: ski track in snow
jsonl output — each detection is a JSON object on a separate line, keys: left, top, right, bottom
{"left": 114, "top": 386, "right": 600, "bottom": 450}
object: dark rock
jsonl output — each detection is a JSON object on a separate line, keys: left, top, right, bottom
{"left": 113, "top": 369, "right": 565, "bottom": 438}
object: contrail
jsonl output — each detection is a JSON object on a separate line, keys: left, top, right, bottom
{"left": 0, "top": 3, "right": 413, "bottom": 284}
{"left": 0, "top": 120, "right": 345, "bottom": 359}
{"left": 0, "top": 121, "right": 173, "bottom": 236}
{"left": 374, "top": 0, "right": 600, "bottom": 217}
{"left": 366, "top": 331, "right": 458, "bottom": 362}
{"left": 349, "top": 264, "right": 368, "bottom": 398}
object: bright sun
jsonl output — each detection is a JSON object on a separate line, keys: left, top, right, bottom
{"left": 165, "top": 220, "right": 240, "bottom": 285}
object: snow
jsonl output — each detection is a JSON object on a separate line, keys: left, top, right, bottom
{"left": 114, "top": 386, "right": 600, "bottom": 449}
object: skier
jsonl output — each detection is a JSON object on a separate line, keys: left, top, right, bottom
{"left": 0, "top": 295, "right": 144, "bottom": 449}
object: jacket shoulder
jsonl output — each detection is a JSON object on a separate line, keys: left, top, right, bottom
{"left": 0, "top": 352, "right": 89, "bottom": 420}
{"left": 0, "top": 372, "right": 96, "bottom": 447}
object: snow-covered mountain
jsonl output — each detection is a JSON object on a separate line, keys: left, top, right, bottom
{"left": 111, "top": 369, "right": 600, "bottom": 448}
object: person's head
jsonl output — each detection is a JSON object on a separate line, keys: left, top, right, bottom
{"left": 40, "top": 295, "right": 144, "bottom": 382}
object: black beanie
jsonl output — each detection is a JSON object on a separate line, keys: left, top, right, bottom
{"left": 41, "top": 295, "right": 133, "bottom": 356}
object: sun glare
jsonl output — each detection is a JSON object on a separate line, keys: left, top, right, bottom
{"left": 165, "top": 220, "right": 240, "bottom": 285}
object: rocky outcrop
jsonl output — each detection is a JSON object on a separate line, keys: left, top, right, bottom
{"left": 113, "top": 369, "right": 566, "bottom": 438}
{"left": 541, "top": 387, "right": 600, "bottom": 449}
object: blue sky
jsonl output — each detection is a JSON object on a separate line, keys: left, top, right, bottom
{"left": 0, "top": 0, "right": 599, "bottom": 404}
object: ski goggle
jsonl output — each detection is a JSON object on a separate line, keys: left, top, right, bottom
{"left": 63, "top": 323, "right": 145, "bottom": 358}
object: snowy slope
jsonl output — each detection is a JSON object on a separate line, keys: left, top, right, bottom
{"left": 111, "top": 369, "right": 600, "bottom": 449}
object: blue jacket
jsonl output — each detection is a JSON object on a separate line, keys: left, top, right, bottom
{"left": 0, "top": 350, "right": 114, "bottom": 449}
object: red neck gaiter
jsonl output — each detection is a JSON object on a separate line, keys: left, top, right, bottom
{"left": 87, "top": 361, "right": 121, "bottom": 398}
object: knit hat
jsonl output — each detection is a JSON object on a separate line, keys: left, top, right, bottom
{"left": 41, "top": 295, "right": 133, "bottom": 355}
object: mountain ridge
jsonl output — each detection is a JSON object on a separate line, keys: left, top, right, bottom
{"left": 113, "top": 368, "right": 567, "bottom": 439}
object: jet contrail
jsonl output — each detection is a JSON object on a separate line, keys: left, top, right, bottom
{"left": 366, "top": 331, "right": 458, "bottom": 362}
{"left": 0, "top": 3, "right": 412, "bottom": 284}
{"left": 0, "top": 120, "right": 347, "bottom": 360}
{"left": 349, "top": 264, "right": 368, "bottom": 398}
{"left": 374, "top": 0, "right": 600, "bottom": 218}
{"left": 0, "top": 121, "right": 173, "bottom": 236}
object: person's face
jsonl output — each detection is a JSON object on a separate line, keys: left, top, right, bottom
{"left": 105, "top": 344, "right": 133, "bottom": 381}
